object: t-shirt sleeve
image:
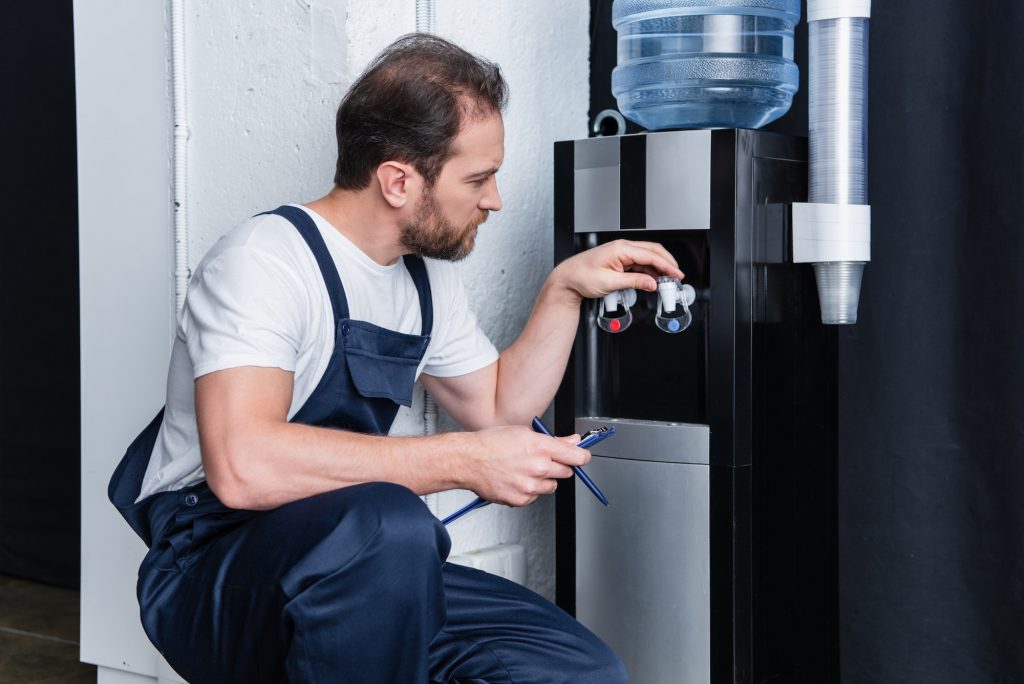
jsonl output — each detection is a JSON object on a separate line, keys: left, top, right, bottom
{"left": 421, "top": 263, "right": 499, "bottom": 378}
{"left": 182, "top": 245, "right": 308, "bottom": 379}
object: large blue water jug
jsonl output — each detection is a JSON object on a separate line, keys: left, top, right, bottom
{"left": 612, "top": 0, "right": 801, "bottom": 130}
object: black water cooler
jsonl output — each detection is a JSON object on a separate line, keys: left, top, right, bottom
{"left": 553, "top": 129, "right": 838, "bottom": 683}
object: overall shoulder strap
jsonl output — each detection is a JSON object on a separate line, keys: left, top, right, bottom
{"left": 402, "top": 255, "right": 433, "bottom": 337}
{"left": 261, "top": 205, "right": 350, "bottom": 323}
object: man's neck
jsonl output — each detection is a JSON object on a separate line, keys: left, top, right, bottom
{"left": 305, "top": 187, "right": 406, "bottom": 266}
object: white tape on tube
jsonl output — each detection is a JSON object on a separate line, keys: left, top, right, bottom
{"left": 792, "top": 202, "right": 872, "bottom": 263}
{"left": 808, "top": 0, "right": 871, "bottom": 22}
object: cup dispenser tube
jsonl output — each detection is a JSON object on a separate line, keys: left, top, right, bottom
{"left": 793, "top": 0, "right": 873, "bottom": 324}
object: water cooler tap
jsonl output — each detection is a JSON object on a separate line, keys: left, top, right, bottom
{"left": 597, "top": 288, "right": 637, "bottom": 333}
{"left": 655, "top": 276, "right": 696, "bottom": 333}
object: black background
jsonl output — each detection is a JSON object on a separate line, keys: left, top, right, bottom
{"left": 591, "top": 0, "right": 1024, "bottom": 681}
{"left": 0, "top": 1, "right": 80, "bottom": 587}
{"left": 834, "top": 2, "right": 1024, "bottom": 681}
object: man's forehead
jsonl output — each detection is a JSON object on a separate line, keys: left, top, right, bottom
{"left": 450, "top": 111, "right": 505, "bottom": 164}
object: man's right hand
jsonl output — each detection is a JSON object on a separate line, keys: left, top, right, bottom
{"left": 459, "top": 426, "right": 588, "bottom": 507}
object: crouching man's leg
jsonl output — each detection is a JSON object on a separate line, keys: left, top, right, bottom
{"left": 138, "top": 482, "right": 451, "bottom": 684}
{"left": 429, "top": 563, "right": 628, "bottom": 684}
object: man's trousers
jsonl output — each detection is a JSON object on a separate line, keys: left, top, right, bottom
{"left": 137, "top": 481, "right": 628, "bottom": 683}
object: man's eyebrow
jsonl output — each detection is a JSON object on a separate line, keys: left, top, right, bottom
{"left": 464, "top": 166, "right": 500, "bottom": 180}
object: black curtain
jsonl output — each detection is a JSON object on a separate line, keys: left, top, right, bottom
{"left": 838, "top": 1, "right": 1024, "bottom": 681}
{"left": 0, "top": 1, "right": 81, "bottom": 587}
{"left": 590, "top": 0, "right": 1024, "bottom": 680}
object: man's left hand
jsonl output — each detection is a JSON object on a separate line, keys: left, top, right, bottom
{"left": 550, "top": 239, "right": 685, "bottom": 303}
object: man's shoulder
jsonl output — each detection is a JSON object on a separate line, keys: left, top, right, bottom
{"left": 183, "top": 209, "right": 319, "bottom": 329}
{"left": 212, "top": 209, "right": 306, "bottom": 253}
{"left": 196, "top": 209, "right": 312, "bottom": 277}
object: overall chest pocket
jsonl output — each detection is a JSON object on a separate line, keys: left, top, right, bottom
{"left": 340, "top": 319, "right": 430, "bottom": 407}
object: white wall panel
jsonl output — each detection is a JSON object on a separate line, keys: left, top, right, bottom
{"left": 75, "top": 0, "right": 172, "bottom": 675}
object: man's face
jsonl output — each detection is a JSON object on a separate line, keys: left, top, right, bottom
{"left": 400, "top": 112, "right": 504, "bottom": 261}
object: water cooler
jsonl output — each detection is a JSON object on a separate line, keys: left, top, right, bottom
{"left": 553, "top": 128, "right": 839, "bottom": 682}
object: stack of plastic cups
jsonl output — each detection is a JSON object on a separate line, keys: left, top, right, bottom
{"left": 807, "top": 0, "right": 872, "bottom": 324}
{"left": 791, "top": 0, "right": 872, "bottom": 324}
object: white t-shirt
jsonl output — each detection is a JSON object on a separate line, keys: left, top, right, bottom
{"left": 137, "top": 205, "right": 498, "bottom": 500}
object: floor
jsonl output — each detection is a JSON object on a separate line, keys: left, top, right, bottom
{"left": 0, "top": 574, "right": 97, "bottom": 683}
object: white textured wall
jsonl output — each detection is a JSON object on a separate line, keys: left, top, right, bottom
{"left": 185, "top": 1, "right": 590, "bottom": 599}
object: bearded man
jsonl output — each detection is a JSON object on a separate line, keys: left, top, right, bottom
{"left": 110, "top": 33, "right": 682, "bottom": 684}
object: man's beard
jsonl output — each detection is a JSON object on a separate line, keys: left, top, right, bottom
{"left": 400, "top": 188, "right": 488, "bottom": 262}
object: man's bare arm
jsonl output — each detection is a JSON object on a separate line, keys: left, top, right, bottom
{"left": 195, "top": 365, "right": 587, "bottom": 510}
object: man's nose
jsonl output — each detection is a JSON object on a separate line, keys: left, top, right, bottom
{"left": 480, "top": 178, "right": 502, "bottom": 212}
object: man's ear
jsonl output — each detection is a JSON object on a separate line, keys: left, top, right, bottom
{"left": 376, "top": 161, "right": 418, "bottom": 208}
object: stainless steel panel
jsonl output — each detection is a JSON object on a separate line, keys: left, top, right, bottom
{"left": 576, "top": 417, "right": 710, "bottom": 465}
{"left": 576, "top": 455, "right": 711, "bottom": 684}
{"left": 574, "top": 137, "right": 620, "bottom": 232}
{"left": 646, "top": 130, "right": 712, "bottom": 231}
{"left": 574, "top": 135, "right": 620, "bottom": 169}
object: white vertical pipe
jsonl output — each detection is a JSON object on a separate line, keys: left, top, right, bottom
{"left": 171, "top": 0, "right": 190, "bottom": 316}
{"left": 417, "top": 0, "right": 439, "bottom": 516}
{"left": 423, "top": 389, "right": 439, "bottom": 516}
{"left": 424, "top": 391, "right": 438, "bottom": 435}
{"left": 416, "top": 0, "right": 435, "bottom": 34}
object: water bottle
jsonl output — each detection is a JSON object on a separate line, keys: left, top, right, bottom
{"left": 612, "top": 0, "right": 801, "bottom": 130}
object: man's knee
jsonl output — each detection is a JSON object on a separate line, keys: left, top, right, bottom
{"left": 354, "top": 482, "right": 449, "bottom": 559}
{"left": 307, "top": 481, "right": 450, "bottom": 571}
{"left": 585, "top": 641, "right": 629, "bottom": 684}
{"left": 560, "top": 620, "right": 628, "bottom": 684}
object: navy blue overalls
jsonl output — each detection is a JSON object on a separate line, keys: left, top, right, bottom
{"left": 108, "top": 206, "right": 626, "bottom": 684}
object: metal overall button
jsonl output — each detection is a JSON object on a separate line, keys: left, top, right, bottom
{"left": 184, "top": 493, "right": 199, "bottom": 507}
{"left": 341, "top": 323, "right": 351, "bottom": 335}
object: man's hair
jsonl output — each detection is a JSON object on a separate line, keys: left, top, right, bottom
{"left": 333, "top": 34, "right": 508, "bottom": 190}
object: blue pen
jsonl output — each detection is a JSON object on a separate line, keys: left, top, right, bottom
{"left": 440, "top": 496, "right": 491, "bottom": 526}
{"left": 531, "top": 417, "right": 611, "bottom": 507}
{"left": 442, "top": 419, "right": 614, "bottom": 526}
